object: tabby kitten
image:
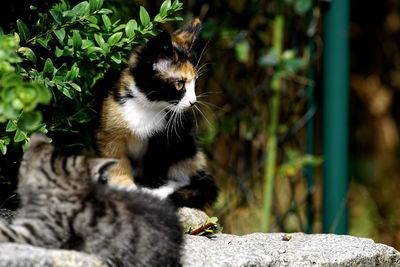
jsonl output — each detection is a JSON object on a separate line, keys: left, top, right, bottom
{"left": 96, "top": 19, "right": 218, "bottom": 209}
{"left": 0, "top": 133, "right": 183, "bottom": 267}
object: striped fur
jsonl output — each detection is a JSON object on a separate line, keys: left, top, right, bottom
{"left": 96, "top": 19, "right": 218, "bottom": 209}
{"left": 0, "top": 133, "right": 183, "bottom": 267}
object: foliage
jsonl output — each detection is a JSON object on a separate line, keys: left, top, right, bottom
{"left": 0, "top": 0, "right": 183, "bottom": 155}
{"left": 185, "top": 217, "right": 223, "bottom": 237}
{"left": 0, "top": 35, "right": 51, "bottom": 154}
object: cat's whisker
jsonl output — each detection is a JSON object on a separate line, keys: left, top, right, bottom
{"left": 193, "top": 105, "right": 212, "bottom": 127}
{"left": 196, "top": 90, "right": 223, "bottom": 97}
{"left": 166, "top": 108, "right": 179, "bottom": 141}
{"left": 196, "top": 100, "right": 224, "bottom": 111}
{"left": 191, "top": 109, "right": 199, "bottom": 129}
{"left": 145, "top": 90, "right": 158, "bottom": 97}
{"left": 195, "top": 39, "right": 210, "bottom": 70}
{"left": 196, "top": 63, "right": 213, "bottom": 78}
{"left": 197, "top": 62, "right": 212, "bottom": 73}
{"left": 151, "top": 104, "right": 176, "bottom": 126}
{"left": 178, "top": 111, "right": 184, "bottom": 133}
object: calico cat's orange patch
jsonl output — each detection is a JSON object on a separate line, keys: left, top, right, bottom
{"left": 172, "top": 18, "right": 201, "bottom": 51}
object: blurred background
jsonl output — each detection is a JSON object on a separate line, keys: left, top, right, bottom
{"left": 1, "top": 0, "right": 400, "bottom": 250}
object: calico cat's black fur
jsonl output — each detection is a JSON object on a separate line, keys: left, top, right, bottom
{"left": 96, "top": 19, "right": 218, "bottom": 209}
{"left": 0, "top": 133, "right": 183, "bottom": 267}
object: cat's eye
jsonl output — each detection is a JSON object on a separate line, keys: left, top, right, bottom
{"left": 174, "top": 80, "right": 185, "bottom": 91}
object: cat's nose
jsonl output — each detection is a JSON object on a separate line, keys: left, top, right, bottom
{"left": 189, "top": 101, "right": 196, "bottom": 107}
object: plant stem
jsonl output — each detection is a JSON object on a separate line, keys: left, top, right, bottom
{"left": 261, "top": 14, "right": 284, "bottom": 232}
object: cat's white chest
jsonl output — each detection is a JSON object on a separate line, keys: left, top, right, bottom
{"left": 122, "top": 99, "right": 167, "bottom": 139}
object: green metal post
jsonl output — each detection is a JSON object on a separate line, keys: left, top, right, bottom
{"left": 305, "top": 0, "right": 316, "bottom": 234}
{"left": 322, "top": 0, "right": 350, "bottom": 234}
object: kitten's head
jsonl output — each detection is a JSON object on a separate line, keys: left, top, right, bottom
{"left": 128, "top": 19, "right": 202, "bottom": 112}
{"left": 18, "top": 133, "right": 116, "bottom": 194}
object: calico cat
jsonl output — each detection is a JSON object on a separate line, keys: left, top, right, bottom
{"left": 96, "top": 19, "right": 218, "bottom": 209}
{"left": 0, "top": 133, "right": 183, "bottom": 267}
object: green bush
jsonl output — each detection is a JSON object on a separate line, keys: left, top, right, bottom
{"left": 0, "top": 0, "right": 183, "bottom": 155}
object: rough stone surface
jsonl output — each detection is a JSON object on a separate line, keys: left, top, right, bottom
{"left": 183, "top": 233, "right": 400, "bottom": 267}
{"left": 177, "top": 207, "right": 210, "bottom": 230}
{"left": 0, "top": 233, "right": 399, "bottom": 267}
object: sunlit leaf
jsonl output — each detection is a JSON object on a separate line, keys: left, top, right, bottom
{"left": 160, "top": 0, "right": 171, "bottom": 16}
{"left": 16, "top": 19, "right": 30, "bottom": 41}
{"left": 18, "top": 47, "right": 37, "bottom": 64}
{"left": 139, "top": 6, "right": 151, "bottom": 27}
{"left": 107, "top": 32, "right": 122, "bottom": 46}
{"left": 43, "top": 58, "right": 55, "bottom": 74}
{"left": 54, "top": 28, "right": 66, "bottom": 42}
{"left": 125, "top": 19, "right": 138, "bottom": 38}
{"left": 72, "top": 30, "right": 82, "bottom": 50}
{"left": 14, "top": 128, "right": 26, "bottom": 142}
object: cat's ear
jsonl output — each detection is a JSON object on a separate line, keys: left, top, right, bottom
{"left": 87, "top": 158, "right": 118, "bottom": 184}
{"left": 172, "top": 18, "right": 201, "bottom": 51}
{"left": 29, "top": 133, "right": 50, "bottom": 148}
{"left": 145, "top": 30, "right": 173, "bottom": 54}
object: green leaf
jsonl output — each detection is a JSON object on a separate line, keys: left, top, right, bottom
{"left": 71, "top": 1, "right": 90, "bottom": 17}
{"left": 18, "top": 47, "right": 37, "bottom": 64}
{"left": 160, "top": 0, "right": 171, "bottom": 16}
{"left": 70, "top": 63, "right": 80, "bottom": 80}
{"left": 54, "top": 28, "right": 66, "bottom": 42}
{"left": 110, "top": 53, "right": 122, "bottom": 64}
{"left": 85, "top": 16, "right": 98, "bottom": 24}
{"left": 37, "top": 37, "right": 49, "bottom": 49}
{"left": 107, "top": 32, "right": 122, "bottom": 46}
{"left": 125, "top": 19, "right": 138, "bottom": 38}
{"left": 55, "top": 46, "right": 63, "bottom": 57}
{"left": 98, "top": 8, "right": 112, "bottom": 15}
{"left": 6, "top": 120, "right": 17, "bottom": 132}
{"left": 18, "top": 111, "right": 42, "bottom": 131}
{"left": 16, "top": 19, "right": 30, "bottom": 41}
{"left": 43, "top": 58, "right": 55, "bottom": 74}
{"left": 49, "top": 10, "right": 61, "bottom": 25}
{"left": 72, "top": 30, "right": 82, "bottom": 50}
{"left": 14, "top": 128, "right": 26, "bottom": 143}
{"left": 56, "top": 84, "right": 74, "bottom": 99}
{"left": 0, "top": 141, "right": 7, "bottom": 155}
{"left": 87, "top": 46, "right": 103, "bottom": 56}
{"left": 94, "top": 33, "right": 105, "bottom": 47}
{"left": 139, "top": 6, "right": 151, "bottom": 27}
{"left": 207, "top": 217, "right": 219, "bottom": 224}
{"left": 100, "top": 43, "right": 109, "bottom": 54}
{"left": 171, "top": 0, "right": 182, "bottom": 9}
{"left": 89, "top": 0, "right": 99, "bottom": 12}
{"left": 36, "top": 84, "right": 51, "bottom": 104}
{"left": 72, "top": 110, "right": 92, "bottom": 123}
{"left": 69, "top": 82, "right": 81, "bottom": 92}
{"left": 102, "top": 15, "right": 112, "bottom": 31}
{"left": 81, "top": 39, "right": 94, "bottom": 49}
{"left": 112, "top": 24, "right": 125, "bottom": 34}
{"left": 88, "top": 23, "right": 101, "bottom": 30}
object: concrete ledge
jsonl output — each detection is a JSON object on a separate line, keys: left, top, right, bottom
{"left": 183, "top": 233, "right": 400, "bottom": 266}
{"left": 0, "top": 233, "right": 399, "bottom": 267}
